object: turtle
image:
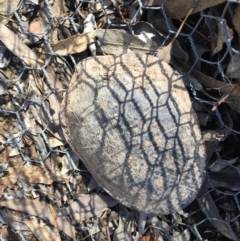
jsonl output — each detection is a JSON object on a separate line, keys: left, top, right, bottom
{"left": 60, "top": 53, "right": 206, "bottom": 214}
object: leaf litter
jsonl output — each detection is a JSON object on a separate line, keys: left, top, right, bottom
{"left": 0, "top": 0, "right": 240, "bottom": 240}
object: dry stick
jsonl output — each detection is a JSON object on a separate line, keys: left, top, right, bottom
{"left": 160, "top": 0, "right": 199, "bottom": 62}
{"left": 211, "top": 80, "right": 240, "bottom": 111}
{"left": 171, "top": 0, "right": 199, "bottom": 43}
{"left": 0, "top": 13, "right": 16, "bottom": 22}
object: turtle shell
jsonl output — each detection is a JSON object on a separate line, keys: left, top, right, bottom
{"left": 60, "top": 53, "right": 206, "bottom": 214}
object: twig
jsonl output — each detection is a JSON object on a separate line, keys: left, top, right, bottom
{"left": 171, "top": 0, "right": 199, "bottom": 42}
{"left": 212, "top": 80, "right": 240, "bottom": 111}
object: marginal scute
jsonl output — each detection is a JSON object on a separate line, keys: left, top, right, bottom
{"left": 60, "top": 53, "right": 206, "bottom": 214}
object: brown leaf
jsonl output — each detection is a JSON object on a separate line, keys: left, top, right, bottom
{"left": 0, "top": 199, "right": 55, "bottom": 224}
{"left": 0, "top": 169, "right": 17, "bottom": 197}
{"left": 198, "top": 179, "right": 238, "bottom": 240}
{"left": 58, "top": 193, "right": 118, "bottom": 223}
{"left": 212, "top": 21, "right": 233, "bottom": 56}
{"left": 51, "top": 29, "right": 158, "bottom": 56}
{"left": 233, "top": 4, "right": 240, "bottom": 34}
{"left": 24, "top": 219, "right": 61, "bottom": 241}
{"left": 8, "top": 165, "right": 68, "bottom": 185}
{"left": 226, "top": 53, "right": 240, "bottom": 79}
{"left": 0, "top": 22, "right": 44, "bottom": 67}
{"left": 100, "top": 210, "right": 111, "bottom": 240}
{"left": 209, "top": 166, "right": 240, "bottom": 191}
{"left": 0, "top": 0, "right": 20, "bottom": 24}
{"left": 165, "top": 0, "right": 226, "bottom": 19}
{"left": 157, "top": 43, "right": 172, "bottom": 63}
{"left": 56, "top": 215, "right": 76, "bottom": 241}
{"left": 140, "top": 233, "right": 151, "bottom": 241}
{"left": 173, "top": 57, "right": 240, "bottom": 97}
{"left": 141, "top": 0, "right": 165, "bottom": 6}
{"left": 138, "top": 212, "right": 147, "bottom": 237}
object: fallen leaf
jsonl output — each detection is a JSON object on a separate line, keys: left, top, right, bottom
{"left": 113, "top": 215, "right": 133, "bottom": 241}
{"left": 0, "top": 22, "right": 44, "bottom": 67}
{"left": 209, "top": 166, "right": 240, "bottom": 191}
{"left": 8, "top": 146, "right": 20, "bottom": 157}
{"left": 0, "top": 210, "right": 29, "bottom": 231}
{"left": 0, "top": 79, "right": 8, "bottom": 95}
{"left": 232, "top": 4, "right": 240, "bottom": 35}
{"left": 171, "top": 229, "right": 191, "bottom": 241}
{"left": 48, "top": 137, "right": 65, "bottom": 148}
{"left": 100, "top": 210, "right": 118, "bottom": 236}
{"left": 141, "top": 231, "right": 161, "bottom": 241}
{"left": 56, "top": 215, "right": 76, "bottom": 241}
{"left": 28, "top": 20, "right": 42, "bottom": 34}
{"left": 208, "top": 157, "right": 238, "bottom": 172}
{"left": 157, "top": 43, "right": 172, "bottom": 63}
{"left": 165, "top": 0, "right": 226, "bottom": 19}
{"left": 0, "top": 168, "right": 18, "bottom": 197}
{"left": 58, "top": 193, "right": 118, "bottom": 222}
{"left": 212, "top": 21, "right": 233, "bottom": 56}
{"left": 0, "top": 0, "right": 20, "bottom": 24}
{"left": 197, "top": 179, "right": 238, "bottom": 240}
{"left": 24, "top": 219, "right": 61, "bottom": 241}
{"left": 141, "top": 0, "right": 165, "bottom": 6}
{"left": 147, "top": 8, "right": 177, "bottom": 36}
{"left": 8, "top": 165, "right": 68, "bottom": 185}
{"left": 172, "top": 57, "right": 240, "bottom": 97}
{"left": 51, "top": 29, "right": 158, "bottom": 56}
{"left": 0, "top": 43, "right": 11, "bottom": 68}
{"left": 89, "top": 0, "right": 112, "bottom": 13}
{"left": 138, "top": 212, "right": 147, "bottom": 237}
{"left": 0, "top": 199, "right": 55, "bottom": 224}
{"left": 226, "top": 53, "right": 240, "bottom": 79}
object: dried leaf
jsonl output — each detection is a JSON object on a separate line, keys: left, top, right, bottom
{"left": 141, "top": 232, "right": 161, "bottom": 241}
{"left": 141, "top": 0, "right": 165, "bottom": 6}
{"left": 0, "top": 199, "right": 55, "bottom": 224}
{"left": 0, "top": 43, "right": 11, "bottom": 68}
{"left": 198, "top": 179, "right": 238, "bottom": 240}
{"left": 226, "top": 53, "right": 240, "bottom": 78}
{"left": 138, "top": 212, "right": 147, "bottom": 237}
{"left": 24, "top": 219, "right": 61, "bottom": 241}
{"left": 0, "top": 168, "right": 18, "bottom": 197}
{"left": 165, "top": 0, "right": 226, "bottom": 19}
{"left": 147, "top": 9, "right": 177, "bottom": 36}
{"left": 157, "top": 43, "right": 172, "bottom": 63}
{"left": 44, "top": 66, "right": 63, "bottom": 128}
{"left": 89, "top": 0, "right": 112, "bottom": 13}
{"left": 0, "top": 79, "right": 8, "bottom": 95}
{"left": 0, "top": 210, "right": 29, "bottom": 231}
{"left": 8, "top": 165, "right": 68, "bottom": 185}
{"left": 28, "top": 20, "right": 42, "bottom": 34}
{"left": 209, "top": 166, "right": 240, "bottom": 191}
{"left": 208, "top": 157, "right": 238, "bottom": 172}
{"left": 0, "top": 0, "right": 20, "bottom": 24}
{"left": 51, "top": 29, "right": 158, "bottom": 56}
{"left": 100, "top": 210, "right": 111, "bottom": 239}
{"left": 212, "top": 21, "right": 233, "bottom": 56}
{"left": 173, "top": 58, "right": 240, "bottom": 97}
{"left": 58, "top": 193, "right": 119, "bottom": 222}
{"left": 133, "top": 21, "right": 188, "bottom": 62}
{"left": 88, "top": 176, "right": 99, "bottom": 191}
{"left": 83, "top": 13, "right": 97, "bottom": 33}
{"left": 56, "top": 216, "right": 76, "bottom": 241}
{"left": 171, "top": 229, "right": 191, "bottom": 241}
{"left": 8, "top": 146, "right": 20, "bottom": 157}
{"left": 0, "top": 22, "right": 44, "bottom": 67}
{"left": 48, "top": 137, "right": 65, "bottom": 148}
{"left": 233, "top": 4, "right": 240, "bottom": 35}
{"left": 113, "top": 216, "right": 132, "bottom": 241}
